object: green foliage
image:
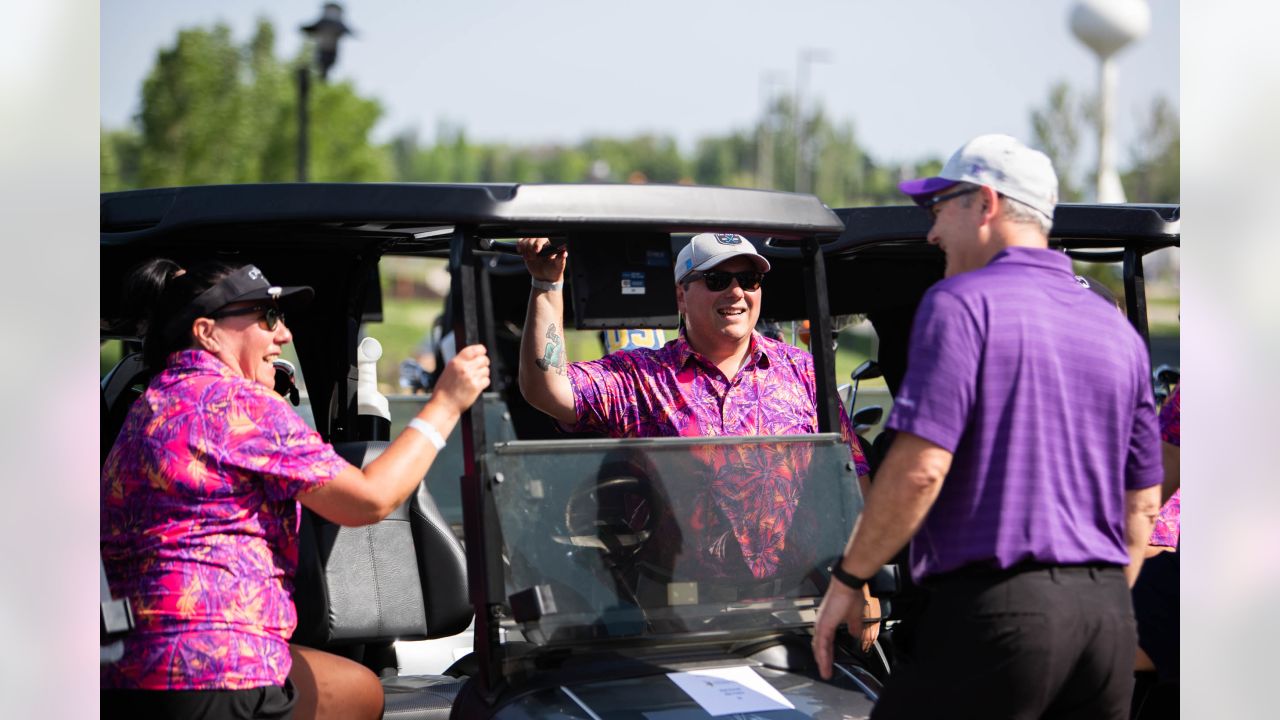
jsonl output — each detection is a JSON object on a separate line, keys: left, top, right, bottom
{"left": 1030, "top": 80, "right": 1178, "bottom": 204}
{"left": 1122, "top": 97, "right": 1179, "bottom": 203}
{"left": 1031, "top": 81, "right": 1089, "bottom": 202}
{"left": 102, "top": 19, "right": 391, "bottom": 190}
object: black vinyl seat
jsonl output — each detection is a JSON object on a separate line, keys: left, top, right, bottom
{"left": 294, "top": 441, "right": 474, "bottom": 720}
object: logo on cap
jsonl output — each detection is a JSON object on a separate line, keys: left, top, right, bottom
{"left": 248, "top": 267, "right": 262, "bottom": 280}
{"left": 714, "top": 234, "right": 742, "bottom": 245}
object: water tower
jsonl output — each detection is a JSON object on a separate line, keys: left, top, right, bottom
{"left": 1070, "top": 0, "right": 1150, "bottom": 203}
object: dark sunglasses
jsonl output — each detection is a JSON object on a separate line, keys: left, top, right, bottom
{"left": 210, "top": 304, "right": 286, "bottom": 331}
{"left": 920, "top": 186, "right": 980, "bottom": 220}
{"left": 685, "top": 269, "right": 764, "bottom": 292}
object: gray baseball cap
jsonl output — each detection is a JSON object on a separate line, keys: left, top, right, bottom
{"left": 674, "top": 233, "right": 771, "bottom": 285}
{"left": 898, "top": 134, "right": 1059, "bottom": 220}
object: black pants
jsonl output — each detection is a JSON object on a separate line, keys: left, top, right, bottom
{"left": 101, "top": 680, "right": 296, "bottom": 720}
{"left": 872, "top": 565, "right": 1135, "bottom": 720}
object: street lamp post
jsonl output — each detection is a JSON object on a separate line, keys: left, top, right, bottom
{"left": 793, "top": 49, "right": 830, "bottom": 194}
{"left": 757, "top": 71, "right": 784, "bottom": 189}
{"left": 1070, "top": 0, "right": 1149, "bottom": 203}
{"left": 297, "top": 3, "right": 354, "bottom": 182}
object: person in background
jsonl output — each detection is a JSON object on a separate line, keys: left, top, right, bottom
{"left": 101, "top": 260, "right": 490, "bottom": 720}
{"left": 811, "top": 134, "right": 1163, "bottom": 718}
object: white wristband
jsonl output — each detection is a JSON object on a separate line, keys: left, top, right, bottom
{"left": 407, "top": 417, "right": 446, "bottom": 451}
{"left": 531, "top": 278, "right": 564, "bottom": 292}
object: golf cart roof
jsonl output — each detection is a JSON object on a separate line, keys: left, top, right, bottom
{"left": 100, "top": 182, "right": 844, "bottom": 246}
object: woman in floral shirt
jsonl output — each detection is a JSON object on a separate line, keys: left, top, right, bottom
{"left": 101, "top": 260, "right": 490, "bottom": 720}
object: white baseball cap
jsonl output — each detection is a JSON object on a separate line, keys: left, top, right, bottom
{"left": 898, "top": 134, "right": 1059, "bottom": 220}
{"left": 674, "top": 233, "right": 771, "bottom": 285}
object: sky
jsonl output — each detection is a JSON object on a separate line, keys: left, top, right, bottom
{"left": 101, "top": 0, "right": 1179, "bottom": 165}
{"left": 101, "top": 0, "right": 1178, "bottom": 165}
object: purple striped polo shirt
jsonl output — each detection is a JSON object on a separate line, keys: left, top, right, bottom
{"left": 887, "top": 247, "right": 1163, "bottom": 582}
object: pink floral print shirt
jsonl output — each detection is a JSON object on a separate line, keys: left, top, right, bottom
{"left": 101, "top": 350, "right": 349, "bottom": 690}
{"left": 566, "top": 332, "right": 870, "bottom": 579}
{"left": 1150, "top": 385, "right": 1181, "bottom": 548}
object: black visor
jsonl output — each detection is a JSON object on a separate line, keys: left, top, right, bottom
{"left": 186, "top": 265, "right": 313, "bottom": 317}
{"left": 165, "top": 265, "right": 313, "bottom": 338}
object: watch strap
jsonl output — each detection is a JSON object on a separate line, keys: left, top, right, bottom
{"left": 828, "top": 562, "right": 868, "bottom": 590}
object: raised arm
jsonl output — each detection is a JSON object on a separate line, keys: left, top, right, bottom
{"left": 516, "top": 237, "right": 577, "bottom": 425}
{"left": 299, "top": 344, "right": 490, "bottom": 526}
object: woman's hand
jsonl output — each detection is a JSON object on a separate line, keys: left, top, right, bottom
{"left": 431, "top": 344, "right": 490, "bottom": 415}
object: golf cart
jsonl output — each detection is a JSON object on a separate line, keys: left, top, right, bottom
{"left": 101, "top": 183, "right": 889, "bottom": 719}
{"left": 100, "top": 183, "right": 1179, "bottom": 718}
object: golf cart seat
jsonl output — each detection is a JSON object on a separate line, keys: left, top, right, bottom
{"left": 294, "top": 440, "right": 472, "bottom": 720}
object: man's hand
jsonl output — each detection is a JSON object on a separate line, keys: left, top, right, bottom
{"left": 517, "top": 237, "right": 567, "bottom": 283}
{"left": 811, "top": 577, "right": 864, "bottom": 680}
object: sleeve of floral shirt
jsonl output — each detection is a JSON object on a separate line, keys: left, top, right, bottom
{"left": 1149, "top": 385, "right": 1181, "bottom": 547}
{"left": 216, "top": 382, "right": 351, "bottom": 501}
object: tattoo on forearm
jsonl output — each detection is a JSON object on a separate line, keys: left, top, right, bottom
{"left": 535, "top": 323, "right": 566, "bottom": 375}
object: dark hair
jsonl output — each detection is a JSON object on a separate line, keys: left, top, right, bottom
{"left": 125, "top": 259, "right": 241, "bottom": 369}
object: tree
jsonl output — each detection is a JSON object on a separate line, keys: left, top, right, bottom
{"left": 1122, "top": 96, "right": 1179, "bottom": 203}
{"left": 1029, "top": 81, "right": 1179, "bottom": 204}
{"left": 103, "top": 19, "right": 390, "bottom": 190}
{"left": 101, "top": 129, "right": 141, "bottom": 192}
{"left": 1030, "top": 81, "right": 1089, "bottom": 202}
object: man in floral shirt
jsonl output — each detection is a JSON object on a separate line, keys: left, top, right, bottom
{"left": 515, "top": 233, "right": 878, "bottom": 650}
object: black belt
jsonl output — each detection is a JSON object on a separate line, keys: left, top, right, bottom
{"left": 931, "top": 561, "right": 1120, "bottom": 584}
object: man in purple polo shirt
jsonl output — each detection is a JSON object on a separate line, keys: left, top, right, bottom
{"left": 811, "top": 134, "right": 1164, "bottom": 718}
{"left": 515, "top": 232, "right": 880, "bottom": 651}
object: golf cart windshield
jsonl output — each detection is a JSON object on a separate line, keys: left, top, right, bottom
{"left": 490, "top": 433, "right": 860, "bottom": 646}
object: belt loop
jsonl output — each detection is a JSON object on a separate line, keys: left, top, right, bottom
{"left": 1048, "top": 566, "right": 1060, "bottom": 583}
{"left": 1089, "top": 566, "right": 1099, "bottom": 580}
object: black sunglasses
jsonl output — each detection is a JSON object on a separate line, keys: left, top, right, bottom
{"left": 920, "top": 186, "right": 980, "bottom": 220}
{"left": 210, "top": 304, "right": 286, "bottom": 331}
{"left": 685, "top": 269, "right": 764, "bottom": 292}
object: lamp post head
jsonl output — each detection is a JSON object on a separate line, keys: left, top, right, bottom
{"left": 1070, "top": 0, "right": 1150, "bottom": 59}
{"left": 301, "top": 2, "right": 354, "bottom": 80}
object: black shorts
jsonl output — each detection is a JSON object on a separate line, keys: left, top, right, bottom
{"left": 872, "top": 564, "right": 1136, "bottom": 720}
{"left": 101, "top": 679, "right": 296, "bottom": 720}
{"left": 1132, "top": 547, "right": 1180, "bottom": 682}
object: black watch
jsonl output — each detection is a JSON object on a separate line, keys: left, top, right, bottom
{"left": 828, "top": 562, "right": 868, "bottom": 590}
